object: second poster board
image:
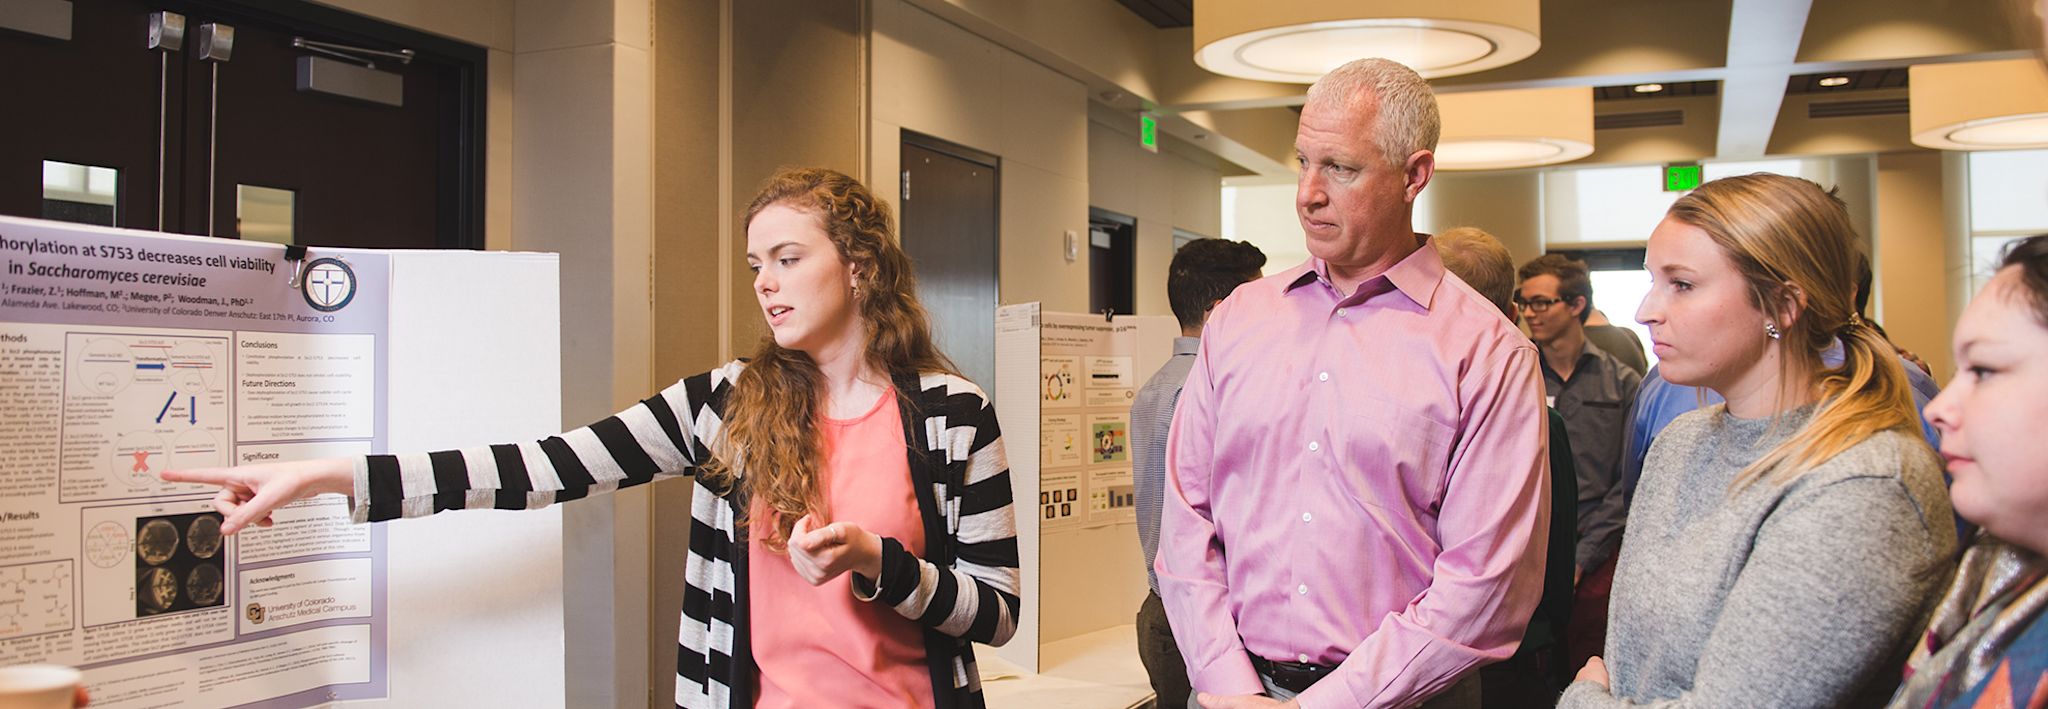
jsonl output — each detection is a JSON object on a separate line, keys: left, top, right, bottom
{"left": 991, "top": 303, "right": 1175, "bottom": 672}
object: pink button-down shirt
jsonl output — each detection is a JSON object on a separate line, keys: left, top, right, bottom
{"left": 1158, "top": 241, "right": 1550, "bottom": 708}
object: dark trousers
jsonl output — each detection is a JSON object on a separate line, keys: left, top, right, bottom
{"left": 1479, "top": 649, "right": 1563, "bottom": 709}
{"left": 1566, "top": 555, "right": 1618, "bottom": 676}
{"left": 1138, "top": 590, "right": 1192, "bottom": 708}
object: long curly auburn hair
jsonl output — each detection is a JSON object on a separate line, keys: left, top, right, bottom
{"left": 704, "top": 167, "right": 958, "bottom": 551}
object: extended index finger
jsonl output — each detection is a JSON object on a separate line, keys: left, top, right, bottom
{"left": 160, "top": 467, "right": 236, "bottom": 486}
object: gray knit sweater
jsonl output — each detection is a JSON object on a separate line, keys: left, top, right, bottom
{"left": 1557, "top": 405, "right": 1956, "bottom": 708}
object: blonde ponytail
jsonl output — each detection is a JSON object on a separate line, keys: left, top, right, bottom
{"left": 1733, "top": 322, "right": 1928, "bottom": 488}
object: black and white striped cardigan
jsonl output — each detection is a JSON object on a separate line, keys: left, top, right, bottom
{"left": 349, "top": 361, "right": 1021, "bottom": 708}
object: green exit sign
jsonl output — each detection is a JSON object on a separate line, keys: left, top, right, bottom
{"left": 1140, "top": 114, "right": 1158, "bottom": 153}
{"left": 1664, "top": 163, "right": 1702, "bottom": 192}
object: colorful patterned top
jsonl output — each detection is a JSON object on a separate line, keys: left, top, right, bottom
{"left": 1889, "top": 536, "right": 2048, "bottom": 709}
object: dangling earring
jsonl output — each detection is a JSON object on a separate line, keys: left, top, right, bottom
{"left": 1764, "top": 320, "right": 1782, "bottom": 340}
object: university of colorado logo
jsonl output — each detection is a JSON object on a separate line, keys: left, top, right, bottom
{"left": 301, "top": 258, "right": 357, "bottom": 312}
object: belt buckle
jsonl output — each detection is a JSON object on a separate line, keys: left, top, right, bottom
{"left": 1251, "top": 654, "right": 1325, "bottom": 694}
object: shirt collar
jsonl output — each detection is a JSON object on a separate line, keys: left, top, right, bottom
{"left": 1282, "top": 234, "right": 1446, "bottom": 309}
{"left": 1578, "top": 335, "right": 1611, "bottom": 366}
{"left": 1172, "top": 336, "right": 1200, "bottom": 356}
{"left": 1541, "top": 336, "right": 1611, "bottom": 381}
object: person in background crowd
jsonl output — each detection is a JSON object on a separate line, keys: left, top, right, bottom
{"left": 1436, "top": 227, "right": 1580, "bottom": 707}
{"left": 1158, "top": 58, "right": 1548, "bottom": 709}
{"left": 1583, "top": 309, "right": 1648, "bottom": 376}
{"left": 1886, "top": 236, "right": 2048, "bottom": 708}
{"left": 1559, "top": 174, "right": 1955, "bottom": 708}
{"left": 1515, "top": 254, "right": 1642, "bottom": 677}
{"left": 164, "top": 168, "right": 1020, "bottom": 709}
{"left": 1132, "top": 238, "right": 1267, "bottom": 709}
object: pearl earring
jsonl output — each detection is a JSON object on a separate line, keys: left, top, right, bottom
{"left": 1764, "top": 321, "right": 1782, "bottom": 340}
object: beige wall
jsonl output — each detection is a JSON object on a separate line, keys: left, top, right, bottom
{"left": 649, "top": 1, "right": 723, "bottom": 706}
{"left": 1088, "top": 110, "right": 1225, "bottom": 318}
{"left": 872, "top": 0, "right": 1093, "bottom": 313}
{"left": 1876, "top": 151, "right": 1956, "bottom": 381}
{"left": 1421, "top": 171, "right": 1545, "bottom": 265}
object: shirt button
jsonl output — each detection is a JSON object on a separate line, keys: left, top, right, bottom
{"left": 1336, "top": 308, "right": 1348, "bottom": 317}
{"left": 1297, "top": 653, "right": 1310, "bottom": 663}
{"left": 1307, "top": 441, "right": 1320, "bottom": 452}
{"left": 1302, "top": 512, "right": 1313, "bottom": 522}
{"left": 1297, "top": 584, "right": 1308, "bottom": 595}
{"left": 1317, "top": 371, "right": 1329, "bottom": 382}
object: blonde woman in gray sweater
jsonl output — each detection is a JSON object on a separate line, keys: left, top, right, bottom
{"left": 1557, "top": 174, "right": 1956, "bottom": 708}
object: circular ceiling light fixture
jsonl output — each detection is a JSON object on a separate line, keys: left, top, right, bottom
{"left": 1943, "top": 114, "right": 2048, "bottom": 146}
{"left": 1434, "top": 138, "right": 1589, "bottom": 169}
{"left": 1911, "top": 59, "right": 2048, "bottom": 150}
{"left": 1434, "top": 86, "right": 1595, "bottom": 170}
{"left": 1817, "top": 76, "right": 1850, "bottom": 87}
{"left": 1193, "top": 0, "right": 1540, "bottom": 83}
{"left": 1633, "top": 83, "right": 1664, "bottom": 94}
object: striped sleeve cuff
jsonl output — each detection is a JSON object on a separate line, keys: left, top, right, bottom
{"left": 855, "top": 536, "right": 922, "bottom": 606}
{"left": 349, "top": 456, "right": 372, "bottom": 524}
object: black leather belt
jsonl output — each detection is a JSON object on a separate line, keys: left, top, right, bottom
{"left": 1247, "top": 653, "right": 1335, "bottom": 694}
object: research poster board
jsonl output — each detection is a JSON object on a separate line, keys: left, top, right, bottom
{"left": 0, "top": 216, "right": 566, "bottom": 708}
{"left": 991, "top": 303, "right": 1174, "bottom": 672}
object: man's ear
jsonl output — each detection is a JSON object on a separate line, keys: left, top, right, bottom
{"left": 1403, "top": 150, "right": 1436, "bottom": 203}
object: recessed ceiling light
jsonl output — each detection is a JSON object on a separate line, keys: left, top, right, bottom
{"left": 1633, "top": 83, "right": 1664, "bottom": 94}
{"left": 1818, "top": 76, "right": 1850, "bottom": 87}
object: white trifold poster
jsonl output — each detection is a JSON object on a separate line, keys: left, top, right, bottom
{"left": 0, "top": 215, "right": 566, "bottom": 708}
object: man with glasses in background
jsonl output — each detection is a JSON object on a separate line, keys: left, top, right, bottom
{"left": 1516, "top": 254, "right": 1641, "bottom": 675}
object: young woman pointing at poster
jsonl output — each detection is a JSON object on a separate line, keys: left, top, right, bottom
{"left": 164, "top": 167, "right": 1020, "bottom": 709}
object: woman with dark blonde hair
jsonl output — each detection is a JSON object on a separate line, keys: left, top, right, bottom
{"left": 1559, "top": 173, "right": 1956, "bottom": 707}
{"left": 164, "top": 167, "right": 1020, "bottom": 709}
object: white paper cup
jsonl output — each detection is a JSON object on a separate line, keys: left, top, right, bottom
{"left": 0, "top": 663, "right": 80, "bottom": 709}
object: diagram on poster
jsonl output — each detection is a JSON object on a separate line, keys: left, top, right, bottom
{"left": 1087, "top": 468, "right": 1135, "bottom": 526}
{"left": 1039, "top": 471, "right": 1083, "bottom": 532}
{"left": 0, "top": 561, "right": 74, "bottom": 640}
{"left": 1088, "top": 414, "right": 1128, "bottom": 464}
{"left": 60, "top": 334, "right": 228, "bottom": 502}
{"left": 1082, "top": 356, "right": 1134, "bottom": 407}
{"left": 1041, "top": 356, "right": 1079, "bottom": 409}
{"left": 1040, "top": 414, "right": 1085, "bottom": 468}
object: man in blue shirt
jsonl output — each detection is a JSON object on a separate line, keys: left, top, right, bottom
{"left": 1131, "top": 238, "right": 1265, "bottom": 708}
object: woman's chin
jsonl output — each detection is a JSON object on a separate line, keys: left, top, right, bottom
{"left": 769, "top": 329, "right": 806, "bottom": 352}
